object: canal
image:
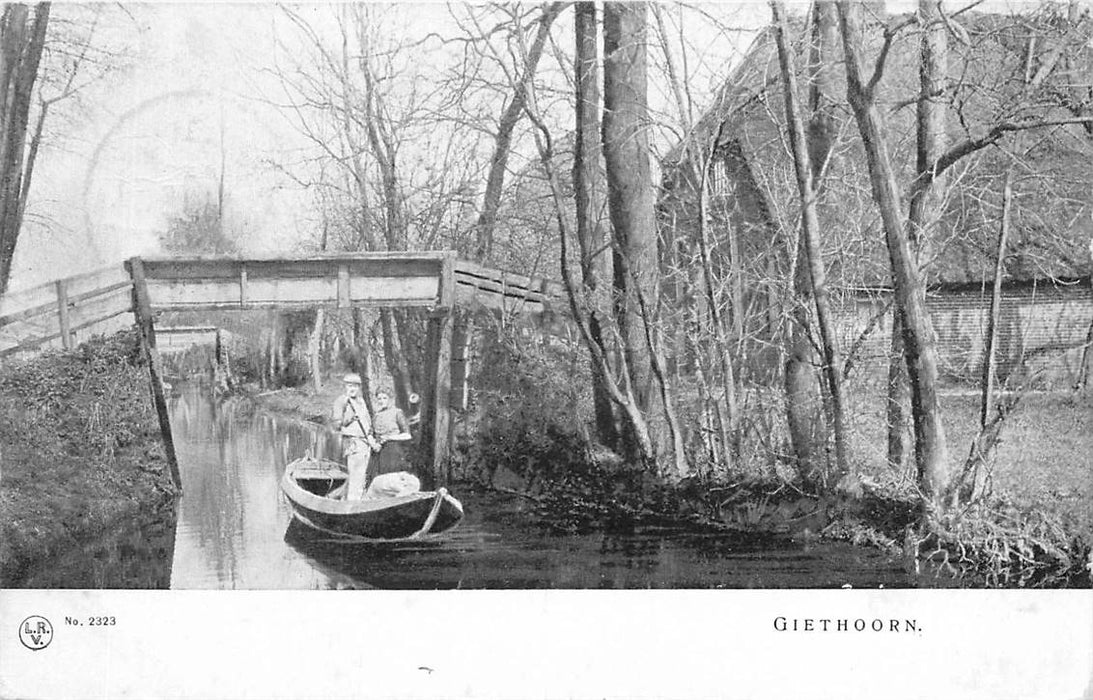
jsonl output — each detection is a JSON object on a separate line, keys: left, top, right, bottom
{"left": 18, "top": 383, "right": 949, "bottom": 589}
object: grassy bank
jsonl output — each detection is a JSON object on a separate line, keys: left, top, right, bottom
{"left": 0, "top": 330, "right": 179, "bottom": 585}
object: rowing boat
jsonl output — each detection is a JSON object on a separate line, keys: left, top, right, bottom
{"left": 280, "top": 456, "right": 464, "bottom": 541}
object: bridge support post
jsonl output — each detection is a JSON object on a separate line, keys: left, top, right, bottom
{"left": 125, "top": 257, "right": 182, "bottom": 491}
{"left": 424, "top": 309, "right": 453, "bottom": 486}
{"left": 422, "top": 254, "right": 456, "bottom": 486}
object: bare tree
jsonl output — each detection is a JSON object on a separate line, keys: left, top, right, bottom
{"left": 602, "top": 2, "right": 660, "bottom": 420}
{"left": 771, "top": 0, "right": 850, "bottom": 485}
{"left": 0, "top": 2, "right": 50, "bottom": 295}
{"left": 837, "top": 0, "right": 952, "bottom": 516}
{"left": 572, "top": 1, "right": 619, "bottom": 447}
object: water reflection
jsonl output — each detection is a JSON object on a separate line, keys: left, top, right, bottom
{"left": 168, "top": 383, "right": 339, "bottom": 589}
{"left": 165, "top": 382, "right": 943, "bottom": 589}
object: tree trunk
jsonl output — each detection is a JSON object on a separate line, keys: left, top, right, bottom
{"left": 635, "top": 285, "right": 688, "bottom": 479}
{"left": 772, "top": 0, "right": 850, "bottom": 485}
{"left": 603, "top": 1, "right": 659, "bottom": 417}
{"left": 837, "top": 1, "right": 951, "bottom": 515}
{"left": 884, "top": 0, "right": 951, "bottom": 473}
{"left": 980, "top": 170, "right": 1012, "bottom": 428}
{"left": 886, "top": 315, "right": 909, "bottom": 470}
{"left": 573, "top": 1, "right": 619, "bottom": 447}
{"left": 784, "top": 0, "right": 838, "bottom": 480}
{"left": 472, "top": 3, "right": 563, "bottom": 263}
{"left": 958, "top": 169, "right": 1015, "bottom": 502}
{"left": 0, "top": 3, "right": 50, "bottom": 296}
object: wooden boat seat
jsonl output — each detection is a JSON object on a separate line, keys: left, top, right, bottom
{"left": 294, "top": 468, "right": 346, "bottom": 479}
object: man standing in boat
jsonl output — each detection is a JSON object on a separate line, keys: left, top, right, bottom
{"left": 333, "top": 373, "right": 379, "bottom": 500}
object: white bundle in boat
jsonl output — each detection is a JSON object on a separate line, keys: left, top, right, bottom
{"left": 365, "top": 471, "right": 421, "bottom": 499}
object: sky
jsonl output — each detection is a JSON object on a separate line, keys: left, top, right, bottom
{"left": 8, "top": 0, "right": 1073, "bottom": 290}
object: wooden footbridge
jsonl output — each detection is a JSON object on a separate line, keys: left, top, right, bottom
{"left": 0, "top": 252, "right": 567, "bottom": 489}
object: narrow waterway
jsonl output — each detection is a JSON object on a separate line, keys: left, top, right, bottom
{"left": 21, "top": 383, "right": 951, "bottom": 589}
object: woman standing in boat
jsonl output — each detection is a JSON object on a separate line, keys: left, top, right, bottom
{"left": 332, "top": 373, "right": 379, "bottom": 500}
{"left": 369, "top": 389, "right": 412, "bottom": 480}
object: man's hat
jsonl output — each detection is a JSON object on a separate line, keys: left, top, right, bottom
{"left": 343, "top": 373, "right": 362, "bottom": 385}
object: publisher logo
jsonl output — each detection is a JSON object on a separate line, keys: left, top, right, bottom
{"left": 19, "top": 615, "right": 53, "bottom": 651}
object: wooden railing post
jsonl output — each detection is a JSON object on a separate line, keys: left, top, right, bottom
{"left": 54, "top": 279, "right": 73, "bottom": 350}
{"left": 239, "top": 263, "right": 248, "bottom": 306}
{"left": 337, "top": 264, "right": 351, "bottom": 308}
{"left": 125, "top": 257, "right": 182, "bottom": 491}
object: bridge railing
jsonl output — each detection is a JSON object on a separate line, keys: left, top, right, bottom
{"left": 0, "top": 254, "right": 574, "bottom": 359}
{"left": 0, "top": 265, "right": 133, "bottom": 358}
{"left": 452, "top": 260, "right": 574, "bottom": 337}
{"left": 141, "top": 252, "right": 449, "bottom": 312}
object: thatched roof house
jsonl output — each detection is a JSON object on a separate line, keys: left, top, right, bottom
{"left": 660, "top": 5, "right": 1093, "bottom": 292}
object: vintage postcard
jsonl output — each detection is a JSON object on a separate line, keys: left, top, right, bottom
{"left": 1, "top": 2, "right": 1090, "bottom": 698}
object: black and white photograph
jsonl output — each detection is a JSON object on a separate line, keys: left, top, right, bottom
{"left": 0, "top": 1, "right": 1091, "bottom": 697}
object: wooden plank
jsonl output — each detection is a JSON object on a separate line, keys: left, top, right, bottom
{"left": 66, "top": 287, "right": 132, "bottom": 332}
{"left": 0, "top": 299, "right": 132, "bottom": 358}
{"left": 1, "top": 278, "right": 132, "bottom": 331}
{"left": 0, "top": 265, "right": 125, "bottom": 309}
{"left": 344, "top": 257, "right": 443, "bottom": 279}
{"left": 454, "top": 286, "right": 547, "bottom": 315}
{"left": 126, "top": 257, "right": 182, "bottom": 491}
{"left": 141, "top": 255, "right": 445, "bottom": 281}
{"left": 67, "top": 280, "right": 131, "bottom": 306}
{"left": 149, "top": 299, "right": 436, "bottom": 312}
{"left": 69, "top": 306, "right": 132, "bottom": 335}
{"left": 142, "top": 251, "right": 449, "bottom": 265}
{"left": 454, "top": 261, "right": 563, "bottom": 297}
{"left": 247, "top": 278, "right": 337, "bottom": 303}
{"left": 64, "top": 265, "right": 130, "bottom": 299}
{"left": 157, "top": 325, "right": 219, "bottom": 334}
{"left": 454, "top": 275, "right": 549, "bottom": 303}
{"left": 0, "top": 296, "right": 59, "bottom": 328}
{"left": 147, "top": 276, "right": 438, "bottom": 308}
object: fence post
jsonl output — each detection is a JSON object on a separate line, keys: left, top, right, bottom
{"left": 54, "top": 279, "right": 73, "bottom": 350}
{"left": 125, "top": 257, "right": 182, "bottom": 491}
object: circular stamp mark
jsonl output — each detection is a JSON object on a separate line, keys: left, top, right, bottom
{"left": 18, "top": 615, "right": 53, "bottom": 651}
